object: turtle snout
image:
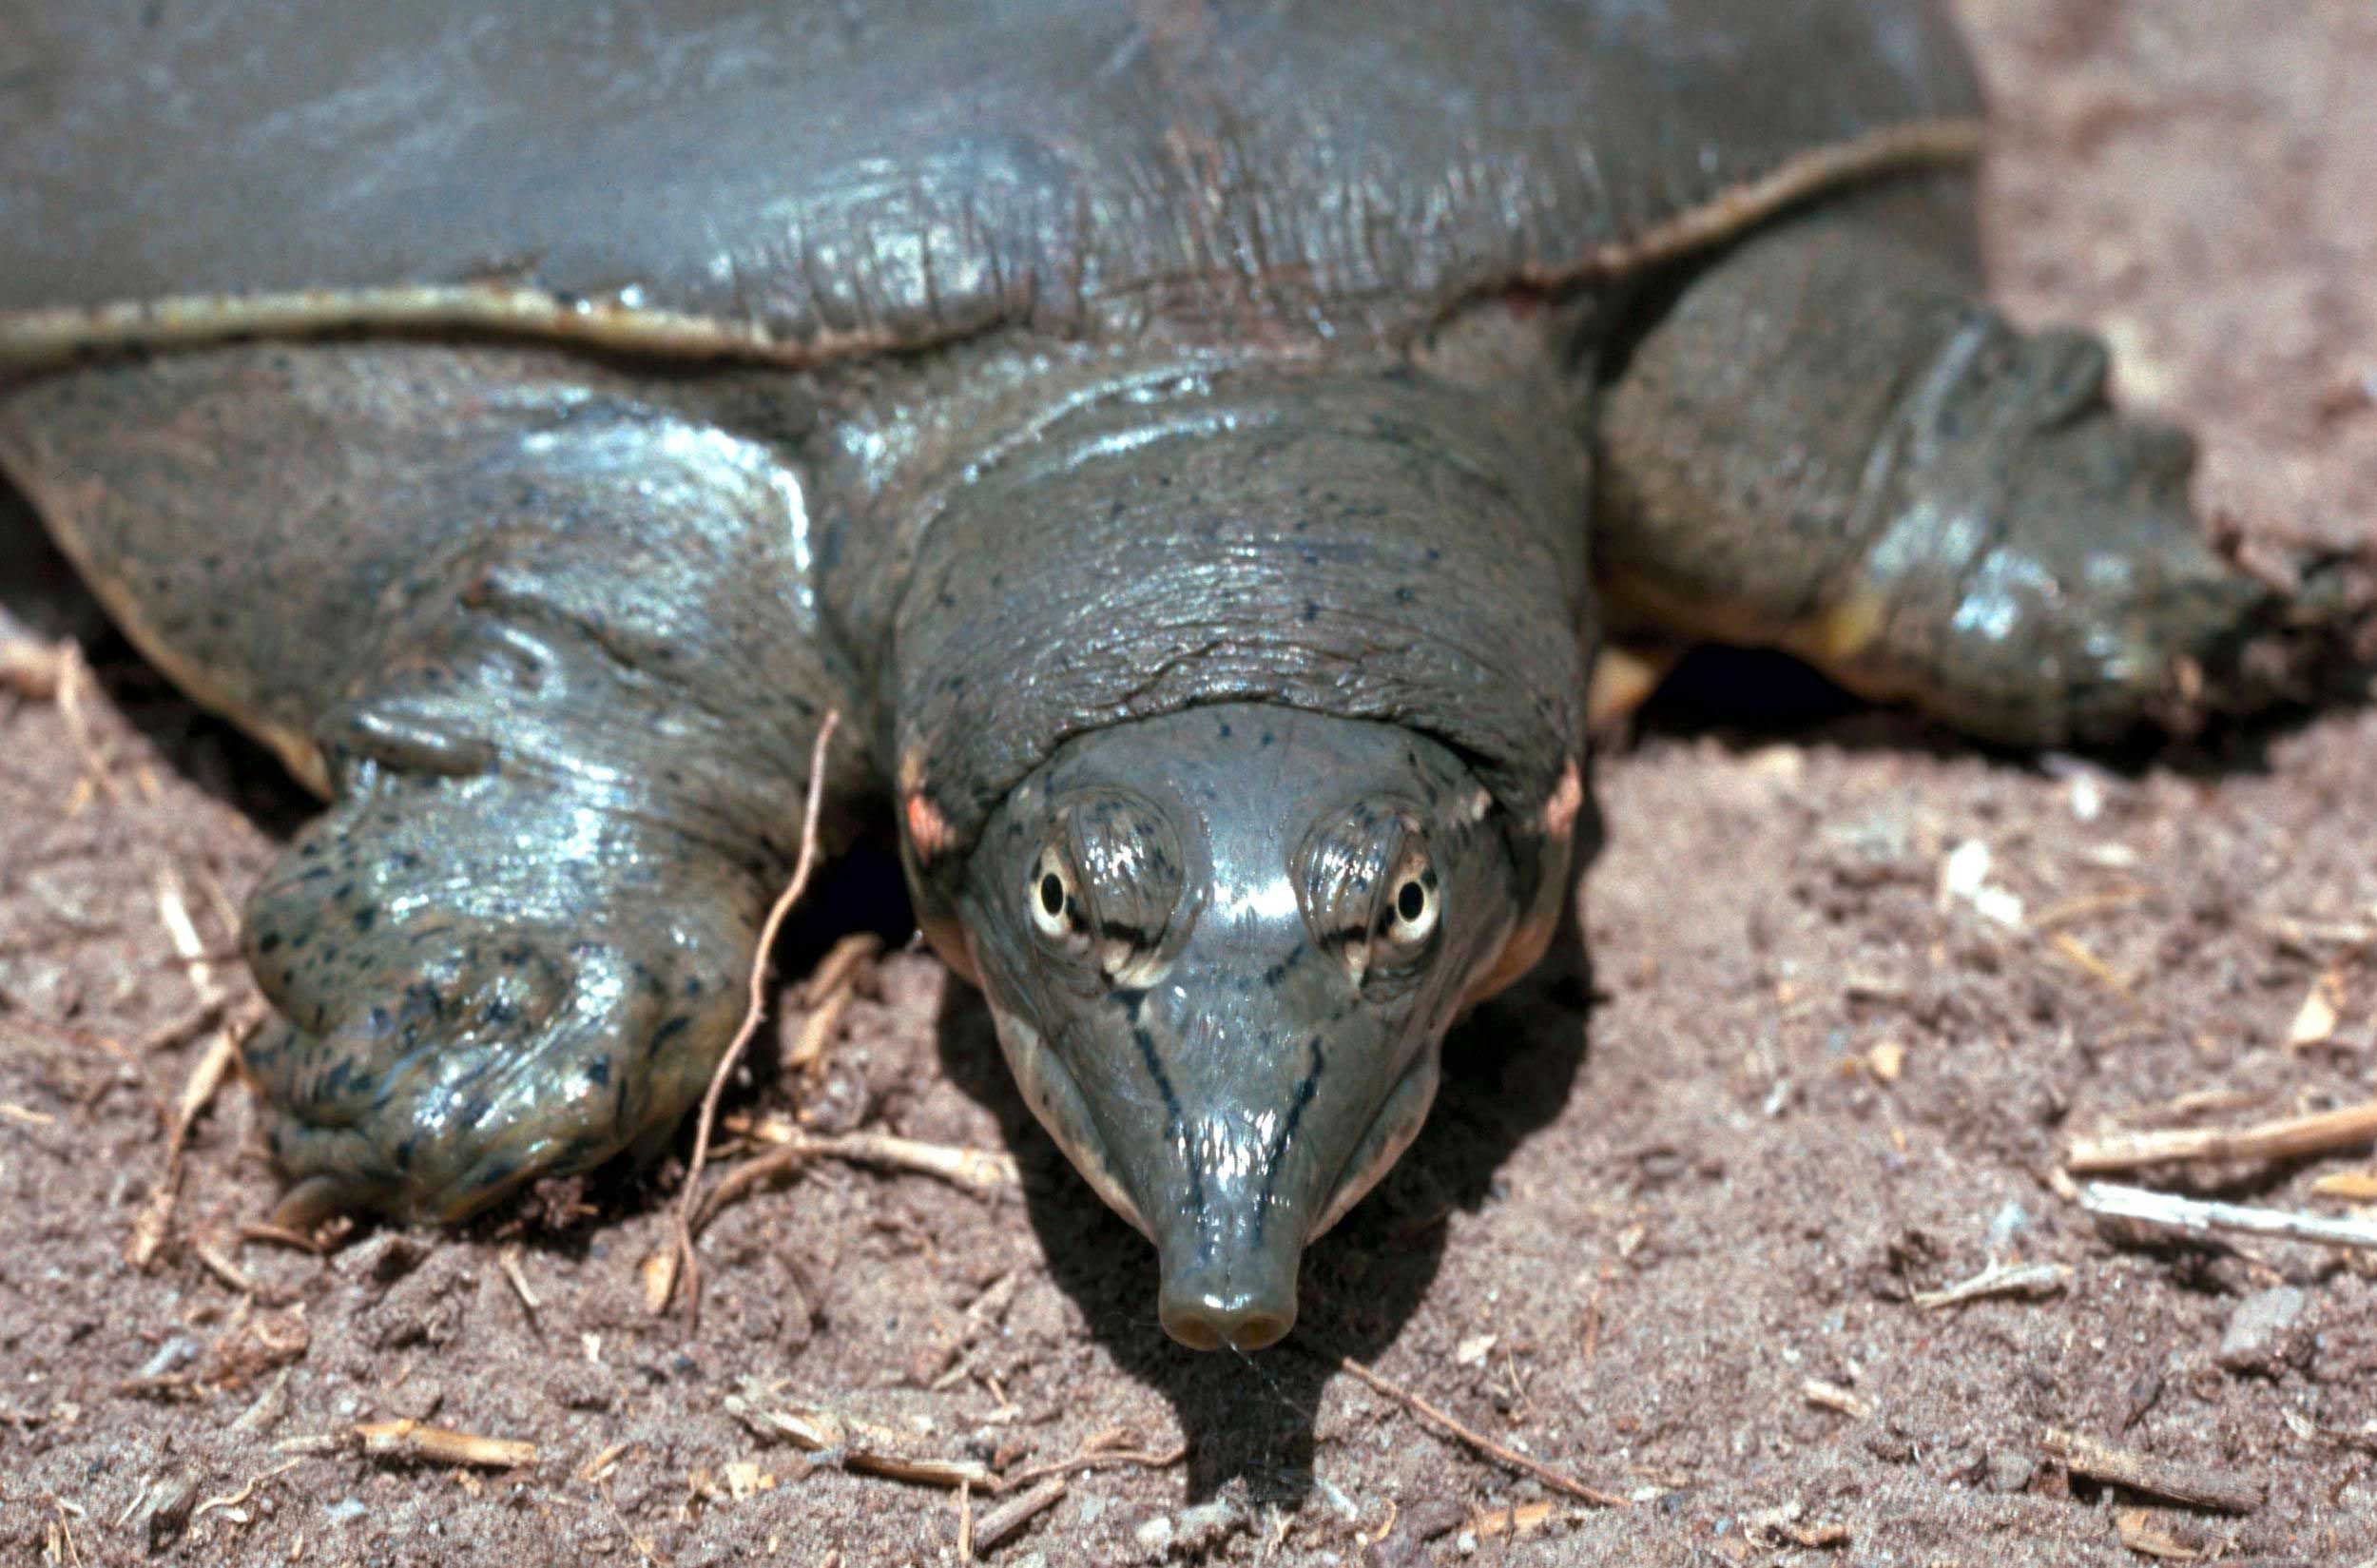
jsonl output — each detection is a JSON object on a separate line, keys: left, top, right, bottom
{"left": 1156, "top": 1237, "right": 1299, "bottom": 1352}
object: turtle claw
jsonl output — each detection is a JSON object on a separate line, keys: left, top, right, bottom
{"left": 267, "top": 1172, "right": 371, "bottom": 1231}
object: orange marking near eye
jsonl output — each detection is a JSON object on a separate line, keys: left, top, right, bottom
{"left": 904, "top": 791, "right": 952, "bottom": 862}
{"left": 1542, "top": 760, "right": 1584, "bottom": 839}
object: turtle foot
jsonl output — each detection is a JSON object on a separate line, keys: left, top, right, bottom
{"left": 239, "top": 773, "right": 763, "bottom": 1222}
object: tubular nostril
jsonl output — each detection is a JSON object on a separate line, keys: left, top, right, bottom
{"left": 1159, "top": 1287, "right": 1298, "bottom": 1353}
{"left": 1162, "top": 1307, "right": 1225, "bottom": 1352}
{"left": 1229, "top": 1309, "right": 1293, "bottom": 1352}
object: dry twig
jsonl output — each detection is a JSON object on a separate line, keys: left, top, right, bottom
{"left": 2310, "top": 1169, "right": 2377, "bottom": 1201}
{"left": 725, "top": 1378, "right": 996, "bottom": 1492}
{"left": 1800, "top": 1379, "right": 1873, "bottom": 1420}
{"left": 354, "top": 1420, "right": 537, "bottom": 1469}
{"left": 498, "top": 1247, "right": 541, "bottom": 1317}
{"left": 2115, "top": 1509, "right": 2207, "bottom": 1562}
{"left": 2065, "top": 1099, "right": 2377, "bottom": 1174}
{"left": 188, "top": 1460, "right": 304, "bottom": 1527}
{"left": 0, "top": 637, "right": 70, "bottom": 700}
{"left": 695, "top": 1126, "right": 1016, "bottom": 1230}
{"left": 2077, "top": 1180, "right": 2377, "bottom": 1252}
{"left": 784, "top": 930, "right": 882, "bottom": 1072}
{"left": 1911, "top": 1259, "right": 2071, "bottom": 1310}
{"left": 1330, "top": 1355, "right": 1627, "bottom": 1508}
{"left": 191, "top": 1237, "right": 261, "bottom": 1297}
{"left": 126, "top": 1016, "right": 261, "bottom": 1269}
{"left": 2040, "top": 1427, "right": 2261, "bottom": 1515}
{"left": 664, "top": 710, "right": 841, "bottom": 1323}
{"left": 154, "top": 866, "right": 225, "bottom": 1006}
{"left": 973, "top": 1480, "right": 1067, "bottom": 1557}
{"left": 48, "top": 643, "right": 119, "bottom": 803}
{"left": 1005, "top": 1441, "right": 1187, "bottom": 1489}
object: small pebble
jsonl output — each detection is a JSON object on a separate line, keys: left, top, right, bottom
{"left": 1985, "top": 1448, "right": 2035, "bottom": 1493}
{"left": 2215, "top": 1286, "right": 2309, "bottom": 1376}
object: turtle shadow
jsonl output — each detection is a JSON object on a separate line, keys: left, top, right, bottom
{"left": 931, "top": 837, "right": 1602, "bottom": 1509}
{"left": 0, "top": 474, "right": 317, "bottom": 836}
{"left": 1633, "top": 642, "right": 2361, "bottom": 780}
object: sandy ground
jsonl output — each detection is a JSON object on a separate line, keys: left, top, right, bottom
{"left": 4, "top": 2, "right": 2375, "bottom": 1563}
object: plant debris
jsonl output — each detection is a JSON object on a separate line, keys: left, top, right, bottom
{"left": 353, "top": 1420, "right": 538, "bottom": 1469}
{"left": 1911, "top": 1259, "right": 2072, "bottom": 1310}
{"left": 2065, "top": 1098, "right": 2377, "bottom": 1174}
{"left": 667, "top": 712, "right": 841, "bottom": 1325}
{"left": 2040, "top": 1428, "right": 2263, "bottom": 1515}
{"left": 2077, "top": 1180, "right": 2377, "bottom": 1252}
{"left": 725, "top": 1379, "right": 996, "bottom": 1492}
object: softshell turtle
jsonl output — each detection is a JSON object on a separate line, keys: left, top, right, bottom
{"left": 1, "top": 1, "right": 2365, "bottom": 1352}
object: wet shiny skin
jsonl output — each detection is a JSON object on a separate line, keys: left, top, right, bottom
{"left": 948, "top": 704, "right": 1528, "bottom": 1351}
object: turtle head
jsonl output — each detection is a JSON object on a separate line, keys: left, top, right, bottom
{"left": 928, "top": 702, "right": 1539, "bottom": 1350}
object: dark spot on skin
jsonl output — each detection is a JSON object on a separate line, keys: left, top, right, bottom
{"left": 257, "top": 932, "right": 282, "bottom": 955}
{"left": 1301, "top": 601, "right": 1320, "bottom": 623}
{"left": 652, "top": 1016, "right": 693, "bottom": 1048}
{"left": 353, "top": 906, "right": 377, "bottom": 933}
{"left": 584, "top": 1056, "right": 611, "bottom": 1088}
{"left": 1395, "top": 586, "right": 1416, "bottom": 605}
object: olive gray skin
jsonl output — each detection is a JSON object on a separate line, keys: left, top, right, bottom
{"left": 2, "top": 0, "right": 2367, "bottom": 1353}
{"left": 955, "top": 705, "right": 1527, "bottom": 1350}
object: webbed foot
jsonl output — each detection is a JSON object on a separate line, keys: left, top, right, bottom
{"left": 241, "top": 771, "right": 765, "bottom": 1221}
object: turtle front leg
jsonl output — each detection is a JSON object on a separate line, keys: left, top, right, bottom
{"left": 1593, "top": 172, "right": 2372, "bottom": 746}
{"left": 242, "top": 766, "right": 771, "bottom": 1221}
{"left": 240, "top": 517, "right": 871, "bottom": 1220}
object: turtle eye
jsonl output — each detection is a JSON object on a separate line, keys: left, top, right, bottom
{"left": 1027, "top": 847, "right": 1087, "bottom": 950}
{"left": 1300, "top": 807, "right": 1438, "bottom": 985}
{"left": 1379, "top": 847, "right": 1440, "bottom": 954}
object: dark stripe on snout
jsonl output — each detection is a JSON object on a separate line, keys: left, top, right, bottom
{"left": 1252, "top": 1036, "right": 1325, "bottom": 1241}
{"left": 1130, "top": 1022, "right": 1208, "bottom": 1246}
